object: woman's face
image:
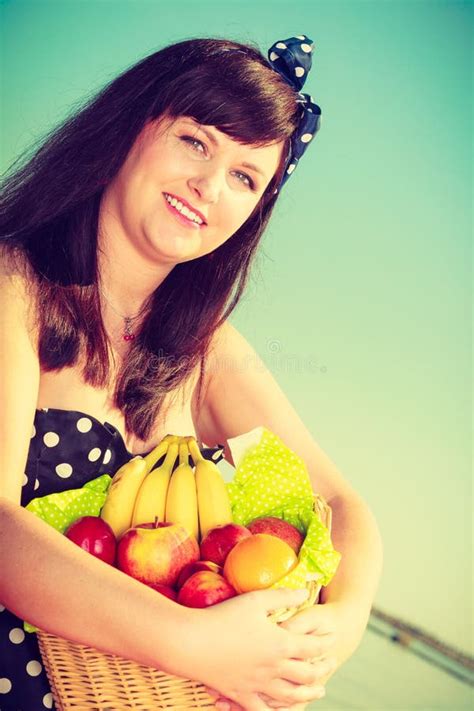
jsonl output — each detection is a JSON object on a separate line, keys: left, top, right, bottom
{"left": 103, "top": 114, "right": 285, "bottom": 264}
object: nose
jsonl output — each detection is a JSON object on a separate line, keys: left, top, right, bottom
{"left": 187, "top": 165, "right": 225, "bottom": 205}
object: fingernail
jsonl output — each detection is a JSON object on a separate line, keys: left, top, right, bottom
{"left": 216, "top": 703, "right": 230, "bottom": 711}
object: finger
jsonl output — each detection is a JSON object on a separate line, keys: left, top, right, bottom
{"left": 279, "top": 613, "right": 334, "bottom": 636}
{"left": 215, "top": 702, "right": 241, "bottom": 711}
{"left": 287, "top": 631, "right": 336, "bottom": 658}
{"left": 265, "top": 678, "right": 326, "bottom": 705}
{"left": 203, "top": 687, "right": 240, "bottom": 711}
{"left": 289, "top": 632, "right": 336, "bottom": 661}
{"left": 240, "top": 691, "right": 286, "bottom": 711}
{"left": 307, "top": 657, "right": 337, "bottom": 682}
{"left": 278, "top": 656, "right": 337, "bottom": 685}
{"left": 258, "top": 698, "right": 308, "bottom": 711}
{"left": 257, "top": 692, "right": 309, "bottom": 710}
{"left": 277, "top": 660, "right": 321, "bottom": 685}
{"left": 203, "top": 686, "right": 220, "bottom": 701}
{"left": 253, "top": 587, "right": 310, "bottom": 614}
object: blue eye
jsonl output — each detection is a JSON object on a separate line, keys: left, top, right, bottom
{"left": 180, "top": 135, "right": 256, "bottom": 190}
{"left": 234, "top": 172, "right": 255, "bottom": 189}
{"left": 181, "top": 135, "right": 206, "bottom": 153}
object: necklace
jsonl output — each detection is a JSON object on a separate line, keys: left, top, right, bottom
{"left": 99, "top": 287, "right": 150, "bottom": 342}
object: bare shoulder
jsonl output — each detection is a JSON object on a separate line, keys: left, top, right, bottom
{"left": 0, "top": 244, "right": 41, "bottom": 503}
{"left": 205, "top": 320, "right": 254, "bottom": 369}
{"left": 191, "top": 319, "right": 266, "bottom": 448}
{"left": 0, "top": 243, "right": 39, "bottom": 347}
{"left": 192, "top": 319, "right": 356, "bottom": 502}
{"left": 197, "top": 320, "right": 254, "bottom": 399}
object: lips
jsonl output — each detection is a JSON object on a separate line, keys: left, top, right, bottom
{"left": 163, "top": 194, "right": 206, "bottom": 230}
{"left": 163, "top": 192, "right": 207, "bottom": 225}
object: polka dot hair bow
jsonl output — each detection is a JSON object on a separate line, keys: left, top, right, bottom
{"left": 267, "top": 35, "right": 322, "bottom": 193}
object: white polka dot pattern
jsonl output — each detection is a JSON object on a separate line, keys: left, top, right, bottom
{"left": 0, "top": 677, "right": 12, "bottom": 693}
{"left": 76, "top": 417, "right": 93, "bottom": 433}
{"left": 55, "top": 463, "right": 73, "bottom": 478}
{"left": 9, "top": 627, "right": 25, "bottom": 644}
{"left": 11, "top": 408, "right": 137, "bottom": 705}
{"left": 266, "top": 34, "right": 321, "bottom": 193}
{"left": 88, "top": 447, "right": 101, "bottom": 462}
{"left": 26, "top": 660, "right": 42, "bottom": 676}
{"left": 43, "top": 432, "right": 59, "bottom": 448}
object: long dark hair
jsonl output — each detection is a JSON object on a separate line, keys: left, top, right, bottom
{"left": 0, "top": 37, "right": 300, "bottom": 440}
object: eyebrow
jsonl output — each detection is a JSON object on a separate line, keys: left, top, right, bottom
{"left": 181, "top": 119, "right": 266, "bottom": 178}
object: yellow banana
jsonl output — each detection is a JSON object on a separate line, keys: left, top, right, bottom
{"left": 165, "top": 441, "right": 199, "bottom": 542}
{"left": 143, "top": 434, "right": 178, "bottom": 474}
{"left": 188, "top": 437, "right": 233, "bottom": 539}
{"left": 100, "top": 456, "right": 148, "bottom": 538}
{"left": 131, "top": 442, "right": 179, "bottom": 527}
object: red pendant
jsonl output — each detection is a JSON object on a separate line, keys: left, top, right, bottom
{"left": 123, "top": 317, "right": 135, "bottom": 341}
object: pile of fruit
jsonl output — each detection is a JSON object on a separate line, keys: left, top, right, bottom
{"left": 64, "top": 434, "right": 307, "bottom": 608}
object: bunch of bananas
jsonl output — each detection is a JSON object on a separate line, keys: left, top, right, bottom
{"left": 100, "top": 435, "right": 233, "bottom": 543}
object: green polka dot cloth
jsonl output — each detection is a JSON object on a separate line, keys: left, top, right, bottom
{"left": 23, "top": 474, "right": 111, "bottom": 633}
{"left": 25, "top": 473, "right": 112, "bottom": 533}
{"left": 226, "top": 427, "right": 341, "bottom": 590}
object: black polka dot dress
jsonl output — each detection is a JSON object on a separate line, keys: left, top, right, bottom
{"left": 0, "top": 407, "right": 223, "bottom": 710}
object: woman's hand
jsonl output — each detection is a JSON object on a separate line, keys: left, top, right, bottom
{"left": 205, "top": 600, "right": 369, "bottom": 710}
{"left": 183, "top": 587, "right": 330, "bottom": 711}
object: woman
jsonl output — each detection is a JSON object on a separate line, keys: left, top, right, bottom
{"left": 0, "top": 35, "right": 383, "bottom": 711}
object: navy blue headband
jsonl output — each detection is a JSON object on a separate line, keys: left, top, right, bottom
{"left": 218, "top": 35, "right": 321, "bottom": 193}
{"left": 266, "top": 35, "right": 322, "bottom": 193}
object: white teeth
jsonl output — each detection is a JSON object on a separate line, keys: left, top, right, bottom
{"left": 164, "top": 194, "right": 203, "bottom": 225}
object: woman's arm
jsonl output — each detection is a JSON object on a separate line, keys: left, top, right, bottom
{"left": 0, "top": 500, "right": 198, "bottom": 674}
{"left": 197, "top": 321, "right": 383, "bottom": 639}
{"left": 0, "top": 254, "right": 196, "bottom": 675}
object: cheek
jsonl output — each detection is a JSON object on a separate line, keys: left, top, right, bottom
{"left": 230, "top": 200, "right": 260, "bottom": 232}
{"left": 208, "top": 202, "right": 258, "bottom": 249}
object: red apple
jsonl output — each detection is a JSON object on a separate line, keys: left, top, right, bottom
{"left": 177, "top": 571, "right": 237, "bottom": 608}
{"left": 176, "top": 560, "right": 223, "bottom": 589}
{"left": 65, "top": 516, "right": 116, "bottom": 565}
{"left": 145, "top": 582, "right": 178, "bottom": 601}
{"left": 246, "top": 516, "right": 304, "bottom": 554}
{"left": 117, "top": 521, "right": 199, "bottom": 588}
{"left": 200, "top": 523, "right": 252, "bottom": 566}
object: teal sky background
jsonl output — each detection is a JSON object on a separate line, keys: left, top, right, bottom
{"left": 1, "top": 0, "right": 471, "bottom": 669}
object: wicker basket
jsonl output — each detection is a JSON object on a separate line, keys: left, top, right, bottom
{"left": 37, "top": 494, "right": 332, "bottom": 710}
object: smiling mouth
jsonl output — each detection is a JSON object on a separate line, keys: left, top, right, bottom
{"left": 163, "top": 193, "right": 207, "bottom": 227}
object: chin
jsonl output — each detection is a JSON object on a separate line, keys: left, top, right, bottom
{"left": 145, "top": 231, "right": 202, "bottom": 263}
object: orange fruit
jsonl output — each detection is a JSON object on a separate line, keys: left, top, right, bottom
{"left": 223, "top": 533, "right": 298, "bottom": 593}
